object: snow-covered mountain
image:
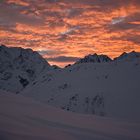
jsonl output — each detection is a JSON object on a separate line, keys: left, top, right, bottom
{"left": 0, "top": 45, "right": 51, "bottom": 93}
{"left": 1, "top": 90, "right": 140, "bottom": 140}
{"left": 1, "top": 45, "right": 140, "bottom": 121}
{"left": 22, "top": 51, "right": 140, "bottom": 121}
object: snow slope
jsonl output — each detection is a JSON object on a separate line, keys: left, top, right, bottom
{"left": 22, "top": 51, "right": 140, "bottom": 121}
{"left": 0, "top": 45, "right": 51, "bottom": 93}
{"left": 0, "top": 90, "right": 140, "bottom": 140}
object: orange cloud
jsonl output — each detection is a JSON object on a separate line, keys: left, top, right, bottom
{"left": 7, "top": 0, "right": 29, "bottom": 6}
{"left": 0, "top": 0, "right": 140, "bottom": 67}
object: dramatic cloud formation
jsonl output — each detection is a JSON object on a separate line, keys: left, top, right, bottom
{"left": 0, "top": 0, "right": 140, "bottom": 67}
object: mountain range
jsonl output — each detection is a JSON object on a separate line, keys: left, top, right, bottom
{"left": 0, "top": 45, "right": 140, "bottom": 121}
{"left": 1, "top": 45, "right": 140, "bottom": 140}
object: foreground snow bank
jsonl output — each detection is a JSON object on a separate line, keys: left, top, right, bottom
{"left": 0, "top": 91, "right": 140, "bottom": 140}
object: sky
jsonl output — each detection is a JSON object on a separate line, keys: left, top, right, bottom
{"left": 0, "top": 0, "right": 140, "bottom": 67}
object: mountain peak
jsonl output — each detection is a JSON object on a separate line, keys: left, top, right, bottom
{"left": 75, "top": 53, "right": 112, "bottom": 64}
{"left": 114, "top": 51, "right": 140, "bottom": 61}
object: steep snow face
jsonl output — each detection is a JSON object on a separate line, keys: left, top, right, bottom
{"left": 22, "top": 56, "right": 140, "bottom": 121}
{"left": 1, "top": 91, "right": 140, "bottom": 140}
{"left": 75, "top": 54, "right": 112, "bottom": 64}
{"left": 0, "top": 45, "right": 51, "bottom": 93}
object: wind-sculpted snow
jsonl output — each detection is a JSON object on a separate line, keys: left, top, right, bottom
{"left": 0, "top": 91, "right": 140, "bottom": 140}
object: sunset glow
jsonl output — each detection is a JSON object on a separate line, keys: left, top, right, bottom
{"left": 0, "top": 0, "right": 140, "bottom": 67}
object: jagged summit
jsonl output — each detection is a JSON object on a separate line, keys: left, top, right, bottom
{"left": 114, "top": 51, "right": 140, "bottom": 61}
{"left": 74, "top": 51, "right": 140, "bottom": 65}
{"left": 0, "top": 44, "right": 47, "bottom": 60}
{"left": 75, "top": 53, "right": 112, "bottom": 64}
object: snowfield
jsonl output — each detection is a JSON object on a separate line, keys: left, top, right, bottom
{"left": 22, "top": 57, "right": 140, "bottom": 121}
{"left": 0, "top": 90, "right": 140, "bottom": 140}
